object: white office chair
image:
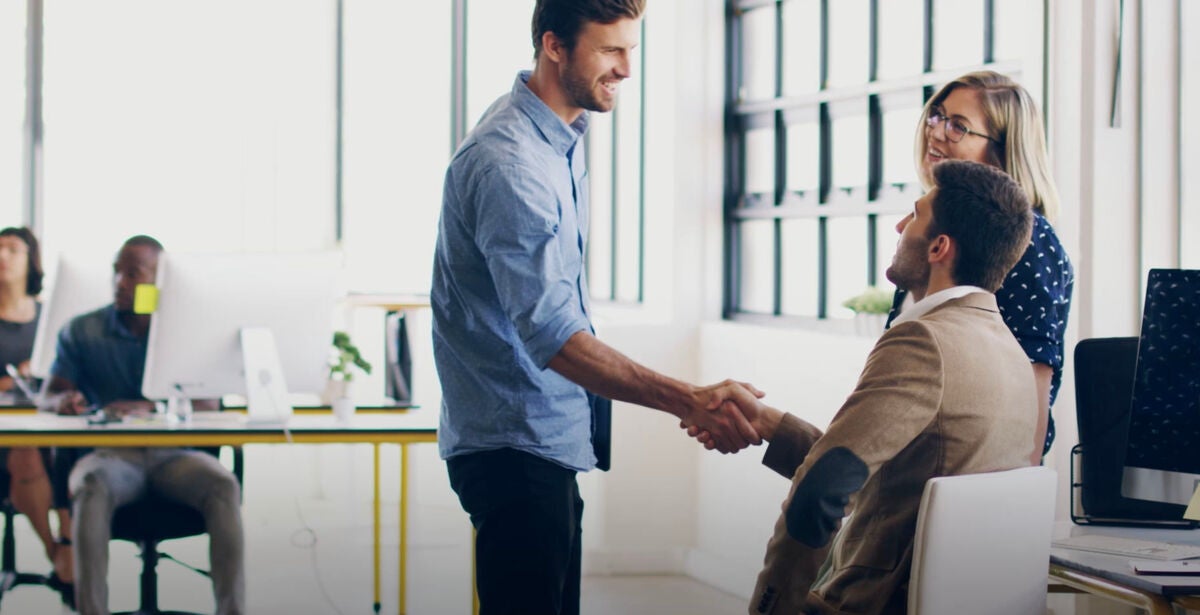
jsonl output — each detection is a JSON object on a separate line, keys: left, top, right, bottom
{"left": 908, "top": 466, "right": 1057, "bottom": 615}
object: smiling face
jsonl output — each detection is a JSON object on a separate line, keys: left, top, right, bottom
{"left": 556, "top": 18, "right": 640, "bottom": 115}
{"left": 921, "top": 87, "right": 995, "bottom": 184}
{"left": 885, "top": 189, "right": 938, "bottom": 298}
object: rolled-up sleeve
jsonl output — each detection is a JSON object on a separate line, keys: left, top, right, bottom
{"left": 474, "top": 163, "right": 590, "bottom": 368}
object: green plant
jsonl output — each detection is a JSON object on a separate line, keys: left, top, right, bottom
{"left": 329, "top": 331, "right": 372, "bottom": 381}
{"left": 841, "top": 286, "right": 894, "bottom": 315}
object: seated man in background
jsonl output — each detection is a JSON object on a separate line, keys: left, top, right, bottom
{"left": 38, "top": 235, "right": 244, "bottom": 615}
{"left": 695, "top": 160, "right": 1038, "bottom": 614}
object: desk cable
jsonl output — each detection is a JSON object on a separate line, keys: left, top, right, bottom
{"left": 277, "top": 425, "right": 348, "bottom": 615}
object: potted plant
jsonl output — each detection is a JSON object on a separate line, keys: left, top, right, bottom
{"left": 325, "top": 331, "right": 372, "bottom": 421}
{"left": 842, "top": 286, "right": 893, "bottom": 336}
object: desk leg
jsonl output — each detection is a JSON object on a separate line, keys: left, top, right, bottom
{"left": 399, "top": 443, "right": 409, "bottom": 615}
{"left": 373, "top": 444, "right": 381, "bottom": 614}
{"left": 1048, "top": 564, "right": 1175, "bottom": 615}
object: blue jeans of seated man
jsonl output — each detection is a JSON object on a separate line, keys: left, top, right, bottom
{"left": 68, "top": 447, "right": 245, "bottom": 615}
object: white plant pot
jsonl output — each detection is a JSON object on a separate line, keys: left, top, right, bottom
{"left": 331, "top": 396, "right": 355, "bottom": 424}
{"left": 321, "top": 377, "right": 351, "bottom": 405}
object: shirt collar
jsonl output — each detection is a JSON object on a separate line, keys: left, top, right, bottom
{"left": 891, "top": 285, "right": 988, "bottom": 326}
{"left": 512, "top": 70, "right": 589, "bottom": 156}
{"left": 104, "top": 304, "right": 144, "bottom": 341}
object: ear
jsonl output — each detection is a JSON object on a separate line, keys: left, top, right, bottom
{"left": 926, "top": 234, "right": 956, "bottom": 266}
{"left": 540, "top": 31, "right": 568, "bottom": 64}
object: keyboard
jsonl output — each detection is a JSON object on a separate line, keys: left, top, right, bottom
{"left": 1053, "top": 534, "right": 1200, "bottom": 561}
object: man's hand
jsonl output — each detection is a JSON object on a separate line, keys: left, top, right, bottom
{"left": 691, "top": 396, "right": 782, "bottom": 449}
{"left": 678, "top": 380, "right": 766, "bottom": 454}
{"left": 55, "top": 391, "right": 90, "bottom": 416}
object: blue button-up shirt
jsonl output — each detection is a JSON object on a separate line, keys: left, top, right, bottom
{"left": 432, "top": 71, "right": 595, "bottom": 472}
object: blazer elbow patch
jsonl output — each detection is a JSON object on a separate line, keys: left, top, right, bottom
{"left": 785, "top": 447, "right": 869, "bottom": 548}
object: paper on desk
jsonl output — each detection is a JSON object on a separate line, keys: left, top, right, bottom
{"left": 1185, "top": 485, "right": 1200, "bottom": 521}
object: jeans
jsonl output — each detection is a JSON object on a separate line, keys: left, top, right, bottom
{"left": 68, "top": 447, "right": 245, "bottom": 615}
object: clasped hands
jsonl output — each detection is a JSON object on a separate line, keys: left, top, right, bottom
{"left": 677, "top": 380, "right": 769, "bottom": 454}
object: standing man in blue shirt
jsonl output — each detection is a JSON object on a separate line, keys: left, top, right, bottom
{"left": 39, "top": 236, "right": 244, "bottom": 615}
{"left": 431, "top": 1, "right": 763, "bottom": 613}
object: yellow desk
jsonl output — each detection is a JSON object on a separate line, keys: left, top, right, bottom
{"left": 1049, "top": 523, "right": 1200, "bottom": 614}
{"left": 0, "top": 407, "right": 436, "bottom": 615}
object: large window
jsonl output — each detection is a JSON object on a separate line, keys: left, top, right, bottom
{"left": 725, "top": 0, "right": 1042, "bottom": 320}
{"left": 11, "top": 0, "right": 647, "bottom": 302}
{"left": 41, "top": 0, "right": 336, "bottom": 259}
{"left": 1, "top": 0, "right": 26, "bottom": 225}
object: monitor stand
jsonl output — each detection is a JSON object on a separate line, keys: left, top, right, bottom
{"left": 240, "top": 327, "right": 294, "bottom": 424}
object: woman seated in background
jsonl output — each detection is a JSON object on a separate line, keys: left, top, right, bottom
{"left": 887, "top": 71, "right": 1075, "bottom": 465}
{"left": 0, "top": 226, "right": 73, "bottom": 587}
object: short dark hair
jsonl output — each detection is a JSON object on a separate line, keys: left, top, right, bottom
{"left": 531, "top": 0, "right": 645, "bottom": 58}
{"left": 0, "top": 226, "right": 44, "bottom": 296}
{"left": 927, "top": 160, "right": 1032, "bottom": 291}
{"left": 122, "top": 234, "right": 164, "bottom": 253}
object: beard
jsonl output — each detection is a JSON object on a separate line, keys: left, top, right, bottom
{"left": 560, "top": 58, "right": 613, "bottom": 113}
{"left": 885, "top": 238, "right": 931, "bottom": 296}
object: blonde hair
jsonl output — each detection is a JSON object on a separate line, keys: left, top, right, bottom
{"left": 914, "top": 70, "right": 1060, "bottom": 222}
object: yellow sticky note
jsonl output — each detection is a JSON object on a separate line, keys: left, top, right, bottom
{"left": 133, "top": 283, "right": 159, "bottom": 315}
{"left": 1185, "top": 485, "right": 1200, "bottom": 522}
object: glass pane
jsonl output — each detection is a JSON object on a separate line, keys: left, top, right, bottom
{"left": 738, "top": 220, "right": 776, "bottom": 314}
{"left": 0, "top": 0, "right": 24, "bottom": 226}
{"left": 785, "top": 122, "right": 819, "bottom": 195}
{"left": 933, "top": 0, "right": 984, "bottom": 71}
{"left": 465, "top": 0, "right": 535, "bottom": 128}
{"left": 740, "top": 6, "right": 778, "bottom": 101}
{"left": 613, "top": 64, "right": 643, "bottom": 303}
{"left": 831, "top": 110, "right": 868, "bottom": 193}
{"left": 779, "top": 218, "right": 819, "bottom": 317}
{"left": 876, "top": 0, "right": 924, "bottom": 80}
{"left": 826, "top": 216, "right": 869, "bottom": 318}
{"left": 42, "top": 0, "right": 336, "bottom": 259}
{"left": 874, "top": 213, "right": 905, "bottom": 292}
{"left": 343, "top": 0, "right": 452, "bottom": 293}
{"left": 781, "top": 0, "right": 820, "bottom": 96}
{"left": 587, "top": 113, "right": 615, "bottom": 300}
{"left": 882, "top": 103, "right": 922, "bottom": 188}
{"left": 827, "top": 0, "right": 870, "bottom": 88}
{"left": 992, "top": 0, "right": 1031, "bottom": 62}
{"left": 744, "top": 125, "right": 776, "bottom": 197}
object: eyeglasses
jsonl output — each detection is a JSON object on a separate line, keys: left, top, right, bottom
{"left": 926, "top": 109, "right": 998, "bottom": 144}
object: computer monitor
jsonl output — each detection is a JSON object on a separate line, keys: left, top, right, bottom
{"left": 29, "top": 254, "right": 114, "bottom": 379}
{"left": 141, "top": 252, "right": 342, "bottom": 422}
{"left": 1121, "top": 268, "right": 1200, "bottom": 507}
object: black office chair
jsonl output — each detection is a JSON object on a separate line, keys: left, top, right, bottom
{"left": 1071, "top": 337, "right": 1194, "bottom": 527}
{"left": 58, "top": 446, "right": 244, "bottom": 615}
{"left": 0, "top": 449, "right": 70, "bottom": 609}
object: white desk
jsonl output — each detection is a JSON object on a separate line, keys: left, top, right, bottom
{"left": 0, "top": 407, "right": 437, "bottom": 615}
{"left": 1049, "top": 521, "right": 1200, "bottom": 614}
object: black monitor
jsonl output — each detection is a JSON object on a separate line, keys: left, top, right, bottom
{"left": 1121, "top": 268, "right": 1200, "bottom": 508}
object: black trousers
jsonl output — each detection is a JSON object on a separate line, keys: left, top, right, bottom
{"left": 447, "top": 448, "right": 583, "bottom": 615}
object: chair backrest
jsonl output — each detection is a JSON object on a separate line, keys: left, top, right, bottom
{"left": 908, "top": 466, "right": 1056, "bottom": 615}
{"left": 1074, "top": 337, "right": 1189, "bottom": 523}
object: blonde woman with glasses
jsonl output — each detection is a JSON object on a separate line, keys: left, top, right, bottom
{"left": 885, "top": 71, "right": 1074, "bottom": 466}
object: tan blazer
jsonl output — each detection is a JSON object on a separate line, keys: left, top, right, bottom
{"left": 750, "top": 292, "right": 1037, "bottom": 615}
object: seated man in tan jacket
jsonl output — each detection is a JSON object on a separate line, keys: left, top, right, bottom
{"left": 695, "top": 159, "right": 1039, "bottom": 614}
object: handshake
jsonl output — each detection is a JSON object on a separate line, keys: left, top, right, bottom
{"left": 676, "top": 380, "right": 781, "bottom": 454}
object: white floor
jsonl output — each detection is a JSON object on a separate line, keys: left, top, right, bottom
{"left": 0, "top": 443, "right": 747, "bottom": 615}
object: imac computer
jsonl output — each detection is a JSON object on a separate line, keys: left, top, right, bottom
{"left": 140, "top": 252, "right": 342, "bottom": 424}
{"left": 1121, "top": 268, "right": 1200, "bottom": 508}
{"left": 29, "top": 254, "right": 115, "bottom": 379}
